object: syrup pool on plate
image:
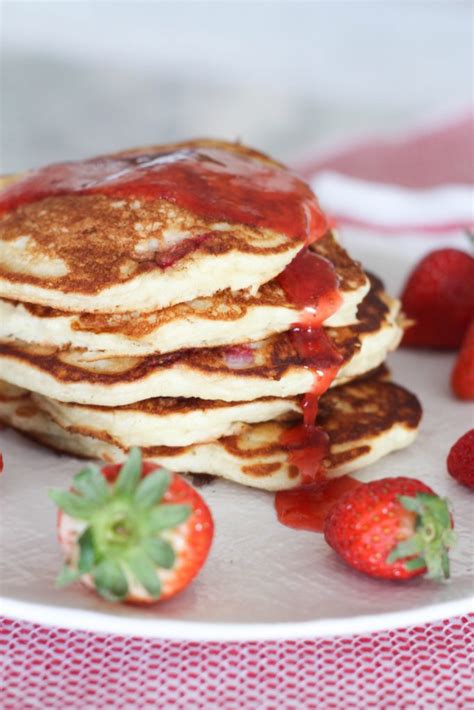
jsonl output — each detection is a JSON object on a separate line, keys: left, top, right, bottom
{"left": 275, "top": 476, "right": 363, "bottom": 532}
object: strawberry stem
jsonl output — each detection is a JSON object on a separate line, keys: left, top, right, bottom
{"left": 49, "top": 448, "right": 191, "bottom": 601}
{"left": 387, "top": 493, "right": 456, "bottom": 580}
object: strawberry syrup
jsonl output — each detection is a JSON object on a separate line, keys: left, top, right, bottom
{"left": 0, "top": 146, "right": 327, "bottom": 244}
{"left": 275, "top": 246, "right": 343, "bottom": 486}
{"left": 279, "top": 424, "right": 330, "bottom": 485}
{"left": 276, "top": 249, "right": 342, "bottom": 327}
{"left": 275, "top": 476, "right": 363, "bottom": 532}
{"left": 290, "top": 327, "right": 343, "bottom": 425}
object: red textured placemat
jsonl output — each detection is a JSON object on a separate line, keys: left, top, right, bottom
{"left": 1, "top": 615, "right": 473, "bottom": 708}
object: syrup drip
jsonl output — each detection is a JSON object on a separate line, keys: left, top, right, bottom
{"left": 279, "top": 424, "right": 330, "bottom": 485}
{"left": 291, "top": 327, "right": 343, "bottom": 425}
{"left": 0, "top": 147, "right": 327, "bottom": 244}
{"left": 275, "top": 319, "right": 341, "bottom": 483}
{"left": 274, "top": 251, "right": 343, "bottom": 483}
{"left": 276, "top": 249, "right": 342, "bottom": 328}
{"left": 274, "top": 249, "right": 343, "bottom": 485}
{"left": 276, "top": 247, "right": 343, "bottom": 428}
{"left": 275, "top": 476, "right": 362, "bottom": 532}
{"left": 276, "top": 331, "right": 340, "bottom": 482}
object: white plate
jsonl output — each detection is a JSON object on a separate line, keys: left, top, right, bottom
{"left": 1, "top": 235, "right": 473, "bottom": 640}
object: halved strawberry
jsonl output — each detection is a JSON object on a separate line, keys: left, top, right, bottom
{"left": 49, "top": 449, "right": 213, "bottom": 603}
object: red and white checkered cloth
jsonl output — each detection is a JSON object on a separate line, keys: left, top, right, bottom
{"left": 1, "top": 110, "right": 473, "bottom": 709}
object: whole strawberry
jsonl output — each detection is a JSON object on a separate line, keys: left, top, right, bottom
{"left": 451, "top": 320, "right": 474, "bottom": 400}
{"left": 447, "top": 429, "right": 474, "bottom": 490}
{"left": 324, "top": 477, "right": 455, "bottom": 580}
{"left": 49, "top": 448, "right": 213, "bottom": 603}
{"left": 401, "top": 248, "right": 474, "bottom": 349}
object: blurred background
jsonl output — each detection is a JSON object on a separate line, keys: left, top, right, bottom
{"left": 1, "top": 0, "right": 473, "bottom": 172}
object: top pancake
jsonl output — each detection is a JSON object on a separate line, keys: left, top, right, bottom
{"left": 0, "top": 140, "right": 327, "bottom": 312}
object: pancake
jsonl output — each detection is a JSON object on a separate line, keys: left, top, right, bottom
{"left": 0, "top": 276, "right": 401, "bottom": 405}
{"left": 326, "top": 274, "right": 402, "bottom": 386}
{"left": 0, "top": 375, "right": 422, "bottom": 490}
{"left": 33, "top": 392, "right": 301, "bottom": 448}
{"left": 0, "top": 231, "right": 369, "bottom": 356}
{"left": 0, "top": 140, "right": 327, "bottom": 313}
{"left": 0, "top": 276, "right": 401, "bottom": 406}
{"left": 21, "top": 364, "right": 394, "bottom": 449}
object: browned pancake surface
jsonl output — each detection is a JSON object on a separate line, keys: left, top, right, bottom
{"left": 0, "top": 275, "right": 390, "bottom": 385}
{"left": 0, "top": 140, "right": 310, "bottom": 295}
{"left": 327, "top": 273, "right": 390, "bottom": 359}
{"left": 3, "top": 231, "right": 366, "bottom": 334}
{"left": 0, "top": 373, "right": 422, "bottom": 485}
{"left": 125, "top": 377, "right": 422, "bottom": 462}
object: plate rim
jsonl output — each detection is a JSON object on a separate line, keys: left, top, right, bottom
{"left": 2, "top": 594, "right": 473, "bottom": 641}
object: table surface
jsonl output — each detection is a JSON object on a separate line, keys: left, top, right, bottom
{"left": 1, "top": 614, "right": 473, "bottom": 709}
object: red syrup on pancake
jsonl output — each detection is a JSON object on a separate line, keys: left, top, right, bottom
{"left": 276, "top": 245, "right": 343, "bottom": 488}
{"left": 0, "top": 146, "right": 327, "bottom": 245}
{"left": 276, "top": 248, "right": 342, "bottom": 328}
{"left": 290, "top": 327, "right": 343, "bottom": 425}
{"left": 279, "top": 424, "right": 330, "bottom": 486}
{"left": 276, "top": 327, "right": 342, "bottom": 486}
{"left": 276, "top": 248, "right": 343, "bottom": 422}
{"left": 275, "top": 476, "right": 363, "bottom": 532}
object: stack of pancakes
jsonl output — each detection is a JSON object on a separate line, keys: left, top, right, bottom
{"left": 0, "top": 140, "right": 421, "bottom": 490}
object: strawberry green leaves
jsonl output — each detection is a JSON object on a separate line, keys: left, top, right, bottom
{"left": 74, "top": 465, "right": 109, "bottom": 505}
{"left": 147, "top": 505, "right": 191, "bottom": 532}
{"left": 56, "top": 565, "right": 83, "bottom": 587}
{"left": 134, "top": 468, "right": 171, "bottom": 508}
{"left": 77, "top": 527, "right": 96, "bottom": 574}
{"left": 49, "top": 464, "right": 110, "bottom": 519}
{"left": 114, "top": 447, "right": 143, "bottom": 497}
{"left": 49, "top": 489, "right": 98, "bottom": 520}
{"left": 92, "top": 560, "right": 129, "bottom": 602}
{"left": 143, "top": 538, "right": 175, "bottom": 569}
{"left": 49, "top": 449, "right": 192, "bottom": 602}
{"left": 387, "top": 492, "right": 456, "bottom": 580}
{"left": 126, "top": 548, "right": 162, "bottom": 599}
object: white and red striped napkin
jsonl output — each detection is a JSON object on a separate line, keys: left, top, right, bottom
{"left": 298, "top": 111, "right": 474, "bottom": 237}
